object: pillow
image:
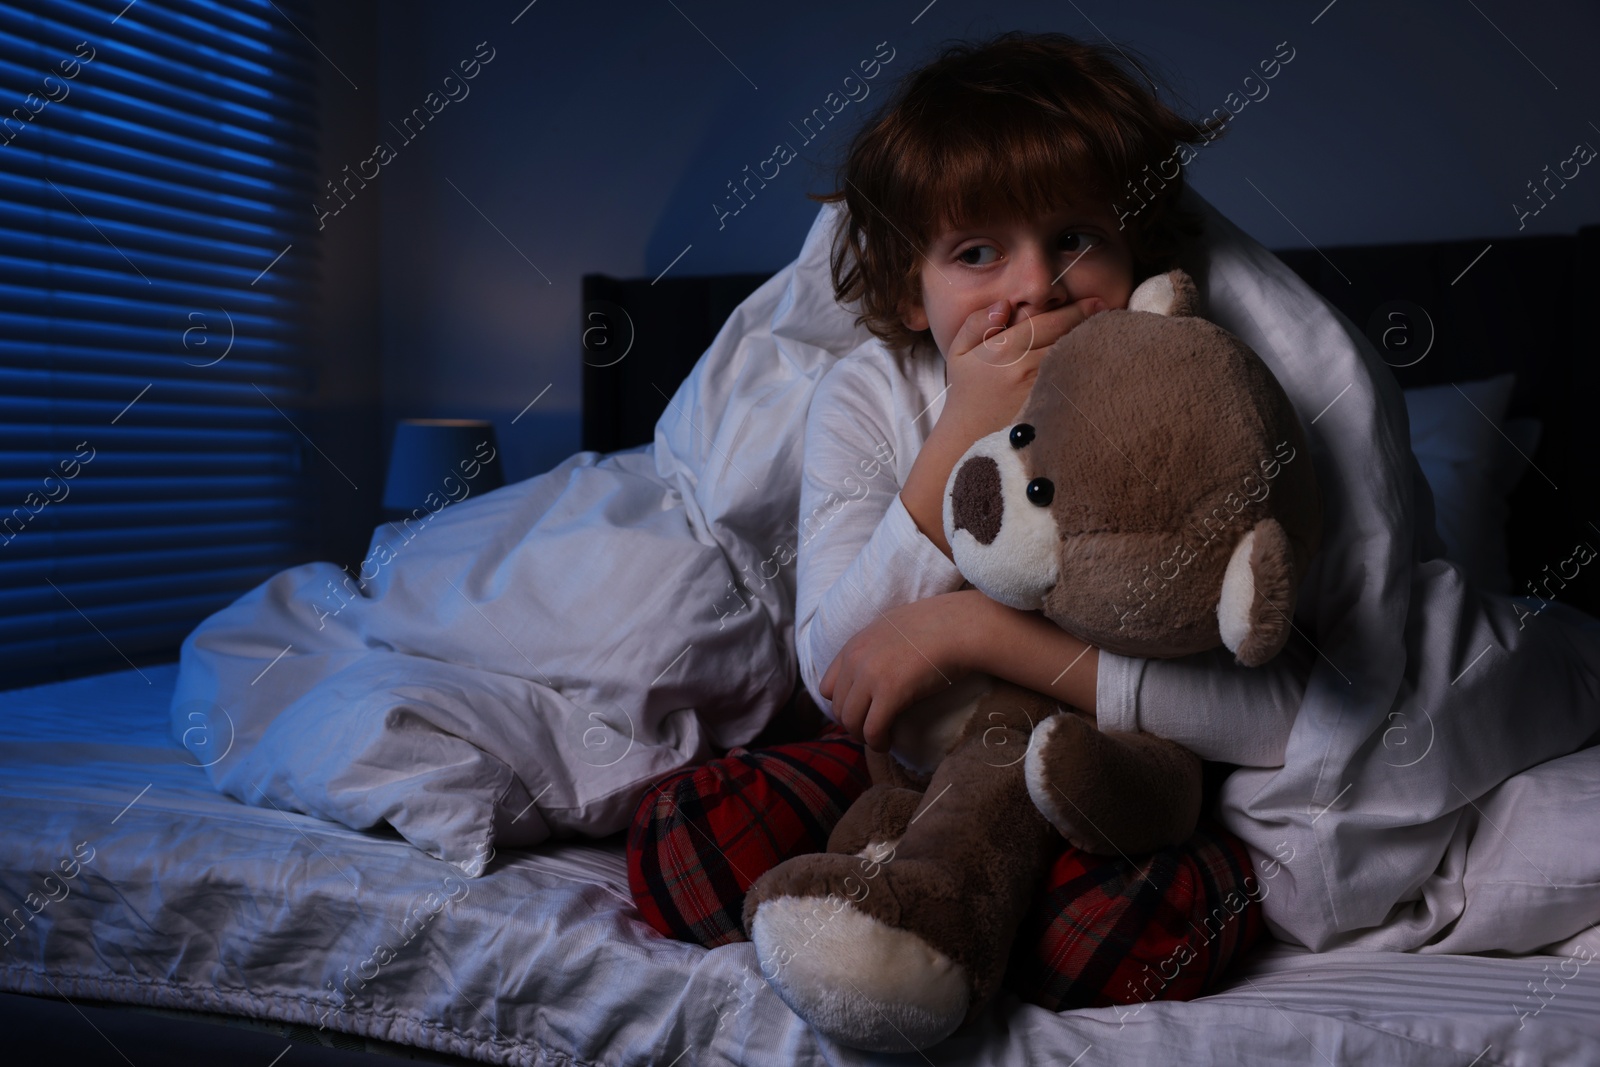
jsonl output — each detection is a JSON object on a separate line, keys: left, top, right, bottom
{"left": 1402, "top": 373, "right": 1541, "bottom": 594}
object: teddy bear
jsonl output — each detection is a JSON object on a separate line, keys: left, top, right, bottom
{"left": 740, "top": 268, "right": 1323, "bottom": 1052}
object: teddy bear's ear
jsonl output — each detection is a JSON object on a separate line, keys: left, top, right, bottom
{"left": 1127, "top": 269, "right": 1200, "bottom": 318}
{"left": 1217, "top": 517, "right": 1296, "bottom": 667}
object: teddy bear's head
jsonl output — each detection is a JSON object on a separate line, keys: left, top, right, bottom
{"left": 942, "top": 269, "right": 1322, "bottom": 667}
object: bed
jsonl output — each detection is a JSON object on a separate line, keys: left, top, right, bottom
{"left": 4, "top": 217, "right": 1599, "bottom": 1066}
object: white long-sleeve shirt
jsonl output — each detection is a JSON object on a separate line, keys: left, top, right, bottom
{"left": 793, "top": 336, "right": 1309, "bottom": 769}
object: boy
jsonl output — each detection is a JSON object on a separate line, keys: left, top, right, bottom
{"left": 630, "top": 31, "right": 1273, "bottom": 1014}
{"left": 798, "top": 34, "right": 1304, "bottom": 767}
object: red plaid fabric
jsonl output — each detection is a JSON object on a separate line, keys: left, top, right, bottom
{"left": 1005, "top": 819, "right": 1265, "bottom": 1011}
{"left": 626, "top": 725, "right": 1266, "bottom": 1007}
{"left": 626, "top": 724, "right": 871, "bottom": 949}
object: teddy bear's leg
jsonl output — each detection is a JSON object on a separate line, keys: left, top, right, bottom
{"left": 822, "top": 729, "right": 929, "bottom": 858}
{"left": 824, "top": 783, "right": 924, "bottom": 857}
{"left": 741, "top": 684, "right": 1056, "bottom": 1053}
{"left": 1024, "top": 710, "right": 1203, "bottom": 855}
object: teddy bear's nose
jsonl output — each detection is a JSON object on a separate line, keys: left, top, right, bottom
{"left": 950, "top": 455, "right": 1003, "bottom": 545}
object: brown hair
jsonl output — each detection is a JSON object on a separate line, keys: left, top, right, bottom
{"left": 817, "top": 32, "right": 1227, "bottom": 352}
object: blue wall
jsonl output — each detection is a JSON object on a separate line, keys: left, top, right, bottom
{"left": 336, "top": 0, "right": 1600, "bottom": 484}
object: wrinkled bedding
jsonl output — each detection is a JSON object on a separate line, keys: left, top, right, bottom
{"left": 5, "top": 662, "right": 1600, "bottom": 1066}
{"left": 168, "top": 204, "right": 872, "bottom": 874}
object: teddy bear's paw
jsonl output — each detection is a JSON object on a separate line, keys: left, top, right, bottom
{"left": 748, "top": 893, "right": 969, "bottom": 1053}
{"left": 1025, "top": 712, "right": 1203, "bottom": 855}
{"left": 1024, "top": 713, "right": 1111, "bottom": 852}
{"left": 741, "top": 851, "right": 978, "bottom": 1051}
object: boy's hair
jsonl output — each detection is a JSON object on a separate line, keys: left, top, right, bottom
{"left": 818, "top": 32, "right": 1227, "bottom": 352}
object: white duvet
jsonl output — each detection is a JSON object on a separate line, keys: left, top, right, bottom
{"left": 170, "top": 205, "right": 872, "bottom": 873}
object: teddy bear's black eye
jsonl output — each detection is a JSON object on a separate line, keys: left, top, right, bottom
{"left": 1009, "top": 423, "right": 1035, "bottom": 449}
{"left": 1026, "top": 477, "right": 1054, "bottom": 507}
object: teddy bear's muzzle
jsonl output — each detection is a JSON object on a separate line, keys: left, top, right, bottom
{"left": 942, "top": 430, "right": 1060, "bottom": 611}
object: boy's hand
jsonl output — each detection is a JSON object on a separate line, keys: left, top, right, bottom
{"left": 937, "top": 294, "right": 1107, "bottom": 446}
{"left": 899, "top": 295, "right": 1106, "bottom": 558}
{"left": 820, "top": 592, "right": 973, "bottom": 752}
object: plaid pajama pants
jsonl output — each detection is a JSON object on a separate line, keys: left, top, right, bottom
{"left": 626, "top": 721, "right": 1266, "bottom": 1011}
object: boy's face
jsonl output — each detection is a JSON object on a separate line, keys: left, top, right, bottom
{"left": 901, "top": 203, "right": 1136, "bottom": 358}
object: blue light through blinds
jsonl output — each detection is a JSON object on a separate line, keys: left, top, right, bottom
{"left": 0, "top": 0, "right": 319, "bottom": 689}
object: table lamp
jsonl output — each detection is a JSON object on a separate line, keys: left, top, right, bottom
{"left": 382, "top": 418, "right": 505, "bottom": 522}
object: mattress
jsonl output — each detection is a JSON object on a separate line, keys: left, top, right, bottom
{"left": 1, "top": 663, "right": 1598, "bottom": 1066}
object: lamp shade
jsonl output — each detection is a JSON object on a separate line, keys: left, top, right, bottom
{"left": 382, "top": 418, "right": 505, "bottom": 517}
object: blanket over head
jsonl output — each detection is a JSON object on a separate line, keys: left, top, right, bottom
{"left": 1161, "top": 186, "right": 1600, "bottom": 952}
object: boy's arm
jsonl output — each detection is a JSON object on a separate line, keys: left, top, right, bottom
{"left": 962, "top": 592, "right": 1310, "bottom": 767}
{"left": 954, "top": 590, "right": 1099, "bottom": 711}
{"left": 829, "top": 570, "right": 1309, "bottom": 764}
{"left": 794, "top": 353, "right": 967, "bottom": 722}
{"left": 897, "top": 419, "right": 978, "bottom": 560}
{"left": 822, "top": 587, "right": 1096, "bottom": 750}
{"left": 1095, "top": 632, "right": 1311, "bottom": 767}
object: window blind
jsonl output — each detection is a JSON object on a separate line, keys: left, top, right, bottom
{"left": 0, "top": 0, "right": 320, "bottom": 690}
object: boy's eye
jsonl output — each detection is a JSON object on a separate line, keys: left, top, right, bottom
{"left": 956, "top": 244, "right": 999, "bottom": 266}
{"left": 1058, "top": 232, "right": 1100, "bottom": 255}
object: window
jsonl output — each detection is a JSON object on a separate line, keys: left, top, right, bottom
{"left": 0, "top": 0, "right": 319, "bottom": 689}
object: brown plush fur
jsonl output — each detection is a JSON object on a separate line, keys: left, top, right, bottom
{"left": 742, "top": 684, "right": 1058, "bottom": 1028}
{"left": 1026, "top": 711, "right": 1203, "bottom": 854}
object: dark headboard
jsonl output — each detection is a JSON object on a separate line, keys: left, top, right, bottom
{"left": 580, "top": 273, "right": 772, "bottom": 456}
{"left": 582, "top": 224, "right": 1600, "bottom": 615}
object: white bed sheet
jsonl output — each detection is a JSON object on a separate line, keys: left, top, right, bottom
{"left": 1, "top": 663, "right": 1597, "bottom": 1066}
